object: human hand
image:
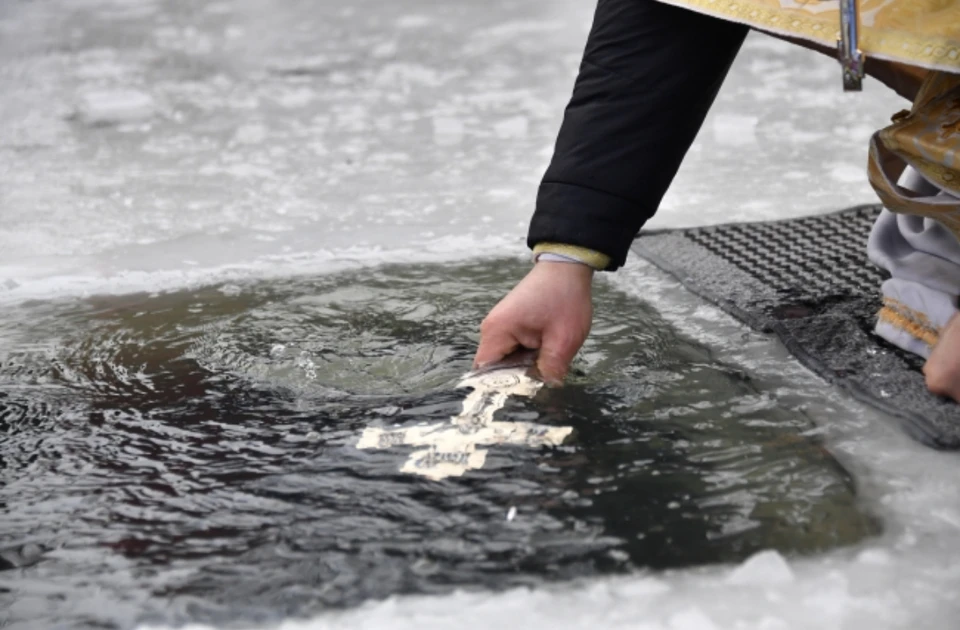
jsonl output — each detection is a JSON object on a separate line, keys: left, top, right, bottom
{"left": 924, "top": 312, "right": 960, "bottom": 403}
{"left": 474, "top": 262, "right": 594, "bottom": 385}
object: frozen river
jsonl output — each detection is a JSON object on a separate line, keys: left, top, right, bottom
{"left": 2, "top": 0, "right": 960, "bottom": 629}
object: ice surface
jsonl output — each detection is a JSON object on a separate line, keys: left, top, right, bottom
{"left": 726, "top": 550, "right": 794, "bottom": 585}
{"left": 0, "top": 0, "right": 907, "bottom": 304}
{"left": 75, "top": 90, "right": 156, "bottom": 125}
{"left": 2, "top": 0, "right": 960, "bottom": 628}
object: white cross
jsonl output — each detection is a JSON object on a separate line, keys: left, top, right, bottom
{"left": 356, "top": 367, "right": 572, "bottom": 480}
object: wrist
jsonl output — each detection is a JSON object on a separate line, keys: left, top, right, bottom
{"left": 535, "top": 252, "right": 594, "bottom": 268}
{"left": 533, "top": 258, "right": 595, "bottom": 282}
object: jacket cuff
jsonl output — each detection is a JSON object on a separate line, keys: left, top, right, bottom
{"left": 528, "top": 182, "right": 650, "bottom": 271}
{"left": 533, "top": 243, "right": 610, "bottom": 270}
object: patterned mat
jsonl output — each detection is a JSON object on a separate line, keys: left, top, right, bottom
{"left": 632, "top": 204, "right": 960, "bottom": 449}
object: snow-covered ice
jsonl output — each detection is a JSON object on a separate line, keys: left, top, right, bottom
{"left": 726, "top": 550, "right": 794, "bottom": 586}
{"left": 75, "top": 90, "right": 156, "bottom": 125}
{"left": 0, "top": 0, "right": 904, "bottom": 303}
{"left": 2, "top": 0, "right": 959, "bottom": 628}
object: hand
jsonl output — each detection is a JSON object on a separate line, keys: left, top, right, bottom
{"left": 474, "top": 261, "right": 594, "bottom": 384}
{"left": 924, "top": 312, "right": 960, "bottom": 403}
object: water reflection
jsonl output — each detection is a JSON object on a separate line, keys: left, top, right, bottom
{"left": 0, "top": 260, "right": 879, "bottom": 629}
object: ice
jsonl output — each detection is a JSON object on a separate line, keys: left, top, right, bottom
{"left": 855, "top": 549, "right": 892, "bottom": 566}
{"left": 726, "top": 550, "right": 794, "bottom": 586}
{"left": 231, "top": 123, "right": 269, "bottom": 145}
{"left": 396, "top": 15, "right": 433, "bottom": 29}
{"left": 668, "top": 610, "right": 720, "bottom": 630}
{"left": 494, "top": 115, "right": 530, "bottom": 138}
{"left": 3, "top": 0, "right": 960, "bottom": 628}
{"left": 74, "top": 89, "right": 156, "bottom": 125}
{"left": 432, "top": 116, "right": 465, "bottom": 143}
{"left": 371, "top": 40, "right": 399, "bottom": 59}
{"left": 829, "top": 163, "right": 869, "bottom": 184}
{"left": 1, "top": 0, "right": 905, "bottom": 300}
{"left": 712, "top": 114, "right": 758, "bottom": 147}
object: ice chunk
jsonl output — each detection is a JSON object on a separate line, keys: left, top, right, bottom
{"left": 494, "top": 116, "right": 529, "bottom": 138}
{"left": 828, "top": 162, "right": 865, "bottom": 183}
{"left": 754, "top": 617, "right": 791, "bottom": 630}
{"left": 0, "top": 542, "right": 44, "bottom": 570}
{"left": 712, "top": 113, "right": 757, "bottom": 147}
{"left": 726, "top": 550, "right": 794, "bottom": 585}
{"left": 273, "top": 87, "right": 316, "bottom": 109}
{"left": 433, "top": 117, "right": 465, "bottom": 146}
{"left": 75, "top": 90, "right": 155, "bottom": 125}
{"left": 396, "top": 15, "right": 432, "bottom": 28}
{"left": 668, "top": 609, "right": 719, "bottom": 630}
{"left": 856, "top": 548, "right": 892, "bottom": 566}
{"left": 371, "top": 40, "right": 399, "bottom": 59}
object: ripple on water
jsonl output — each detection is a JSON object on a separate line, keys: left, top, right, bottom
{"left": 0, "top": 260, "right": 879, "bottom": 629}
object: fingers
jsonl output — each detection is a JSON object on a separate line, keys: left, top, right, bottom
{"left": 924, "top": 314, "right": 960, "bottom": 402}
{"left": 474, "top": 318, "right": 521, "bottom": 369}
{"left": 536, "top": 328, "right": 582, "bottom": 385}
{"left": 473, "top": 263, "right": 593, "bottom": 381}
{"left": 924, "top": 361, "right": 960, "bottom": 401}
{"left": 925, "top": 372, "right": 959, "bottom": 401}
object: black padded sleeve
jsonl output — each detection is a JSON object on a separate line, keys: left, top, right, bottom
{"left": 528, "top": 0, "right": 749, "bottom": 270}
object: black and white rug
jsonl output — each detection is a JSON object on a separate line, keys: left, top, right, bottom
{"left": 632, "top": 205, "right": 960, "bottom": 449}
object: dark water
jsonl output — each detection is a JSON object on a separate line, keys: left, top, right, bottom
{"left": 0, "top": 260, "right": 878, "bottom": 629}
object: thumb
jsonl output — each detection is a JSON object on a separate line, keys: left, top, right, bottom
{"left": 536, "top": 330, "right": 580, "bottom": 385}
{"left": 474, "top": 329, "right": 520, "bottom": 369}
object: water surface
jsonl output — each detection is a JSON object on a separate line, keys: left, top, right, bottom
{"left": 0, "top": 260, "right": 878, "bottom": 629}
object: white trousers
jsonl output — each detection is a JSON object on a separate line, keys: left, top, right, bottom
{"left": 868, "top": 167, "right": 960, "bottom": 358}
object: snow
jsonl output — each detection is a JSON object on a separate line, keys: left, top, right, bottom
{"left": 2, "top": 0, "right": 960, "bottom": 628}
{"left": 75, "top": 89, "right": 156, "bottom": 125}
{"left": 726, "top": 551, "right": 795, "bottom": 586}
